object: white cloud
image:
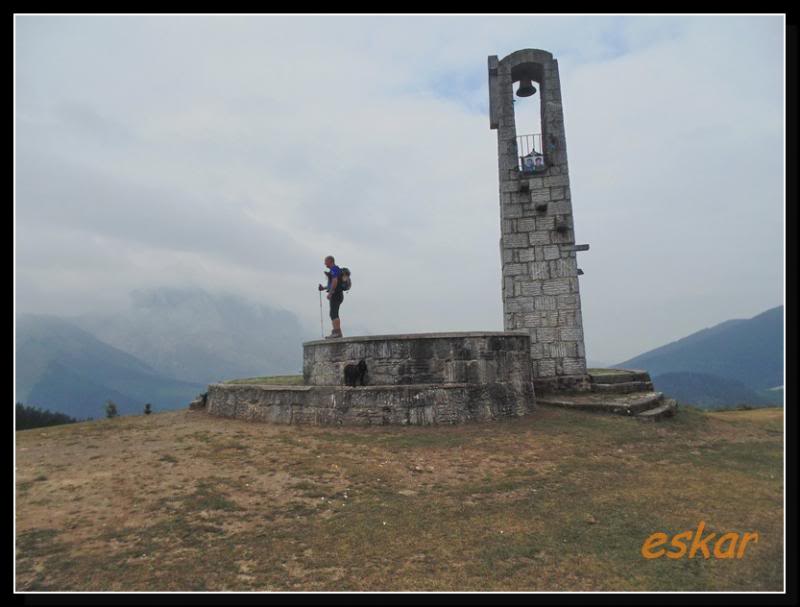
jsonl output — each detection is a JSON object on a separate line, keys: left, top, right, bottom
{"left": 15, "top": 15, "right": 784, "bottom": 361}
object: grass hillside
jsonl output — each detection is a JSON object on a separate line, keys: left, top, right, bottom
{"left": 15, "top": 406, "right": 783, "bottom": 591}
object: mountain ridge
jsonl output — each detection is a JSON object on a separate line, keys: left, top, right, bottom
{"left": 617, "top": 306, "right": 783, "bottom": 392}
{"left": 16, "top": 313, "right": 205, "bottom": 419}
{"left": 71, "top": 287, "right": 312, "bottom": 384}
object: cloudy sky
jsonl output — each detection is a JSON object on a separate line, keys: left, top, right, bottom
{"left": 14, "top": 14, "right": 784, "bottom": 363}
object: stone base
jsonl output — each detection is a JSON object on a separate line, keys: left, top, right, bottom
{"left": 303, "top": 331, "right": 534, "bottom": 387}
{"left": 205, "top": 331, "right": 537, "bottom": 426}
{"left": 532, "top": 368, "right": 655, "bottom": 394}
{"left": 536, "top": 368, "right": 677, "bottom": 423}
{"left": 536, "top": 391, "right": 678, "bottom": 422}
{"left": 533, "top": 373, "right": 591, "bottom": 394}
{"left": 205, "top": 381, "right": 535, "bottom": 426}
{"left": 588, "top": 368, "right": 654, "bottom": 393}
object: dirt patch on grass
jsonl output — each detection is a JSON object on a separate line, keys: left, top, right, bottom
{"left": 15, "top": 406, "right": 783, "bottom": 591}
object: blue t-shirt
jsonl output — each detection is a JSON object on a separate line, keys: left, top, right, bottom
{"left": 327, "top": 265, "right": 342, "bottom": 292}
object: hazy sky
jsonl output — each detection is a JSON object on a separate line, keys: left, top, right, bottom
{"left": 14, "top": 14, "right": 784, "bottom": 363}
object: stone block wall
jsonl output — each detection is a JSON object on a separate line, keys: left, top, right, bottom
{"left": 489, "top": 48, "right": 590, "bottom": 391}
{"left": 205, "top": 382, "right": 532, "bottom": 426}
{"left": 204, "top": 331, "right": 537, "bottom": 426}
{"left": 303, "top": 332, "right": 532, "bottom": 390}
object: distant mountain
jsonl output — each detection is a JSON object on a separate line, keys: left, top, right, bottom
{"left": 16, "top": 314, "right": 205, "bottom": 419}
{"left": 72, "top": 287, "right": 312, "bottom": 384}
{"left": 617, "top": 306, "right": 783, "bottom": 394}
{"left": 651, "top": 371, "right": 779, "bottom": 409}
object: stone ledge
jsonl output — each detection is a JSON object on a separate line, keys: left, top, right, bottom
{"left": 206, "top": 381, "right": 535, "bottom": 426}
{"left": 533, "top": 374, "right": 591, "bottom": 393}
{"left": 210, "top": 382, "right": 470, "bottom": 391}
{"left": 537, "top": 391, "right": 664, "bottom": 415}
{"left": 303, "top": 331, "right": 530, "bottom": 347}
{"left": 212, "top": 383, "right": 313, "bottom": 391}
{"left": 591, "top": 381, "right": 654, "bottom": 394}
{"left": 304, "top": 332, "right": 533, "bottom": 388}
{"left": 588, "top": 368, "right": 652, "bottom": 385}
{"left": 637, "top": 399, "right": 678, "bottom": 422}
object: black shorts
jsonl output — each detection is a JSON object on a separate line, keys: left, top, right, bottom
{"left": 329, "top": 291, "right": 344, "bottom": 320}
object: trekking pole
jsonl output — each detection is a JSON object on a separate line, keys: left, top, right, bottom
{"left": 319, "top": 289, "right": 324, "bottom": 338}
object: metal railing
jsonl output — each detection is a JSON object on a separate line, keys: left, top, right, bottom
{"left": 516, "top": 133, "right": 544, "bottom": 173}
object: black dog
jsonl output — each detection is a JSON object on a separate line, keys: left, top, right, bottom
{"left": 343, "top": 359, "right": 368, "bottom": 387}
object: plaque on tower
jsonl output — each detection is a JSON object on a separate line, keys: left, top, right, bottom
{"left": 521, "top": 151, "right": 545, "bottom": 173}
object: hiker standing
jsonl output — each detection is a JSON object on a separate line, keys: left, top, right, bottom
{"left": 319, "top": 255, "right": 344, "bottom": 339}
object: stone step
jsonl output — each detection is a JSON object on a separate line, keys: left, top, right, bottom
{"left": 588, "top": 369, "right": 651, "bottom": 385}
{"left": 537, "top": 392, "right": 664, "bottom": 416}
{"left": 591, "top": 381, "right": 654, "bottom": 394}
{"left": 636, "top": 399, "right": 678, "bottom": 422}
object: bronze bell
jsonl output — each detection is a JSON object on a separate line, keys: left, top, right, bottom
{"left": 516, "top": 78, "right": 536, "bottom": 97}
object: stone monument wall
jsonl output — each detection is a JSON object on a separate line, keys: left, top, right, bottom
{"left": 303, "top": 332, "right": 531, "bottom": 388}
{"left": 205, "top": 332, "right": 536, "bottom": 426}
{"left": 489, "top": 48, "right": 590, "bottom": 392}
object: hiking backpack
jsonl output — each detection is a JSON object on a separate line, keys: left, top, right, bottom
{"left": 340, "top": 267, "right": 352, "bottom": 292}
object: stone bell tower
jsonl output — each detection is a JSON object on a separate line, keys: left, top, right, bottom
{"left": 489, "top": 48, "right": 590, "bottom": 392}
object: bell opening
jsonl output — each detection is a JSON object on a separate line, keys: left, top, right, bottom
{"left": 516, "top": 78, "right": 537, "bottom": 98}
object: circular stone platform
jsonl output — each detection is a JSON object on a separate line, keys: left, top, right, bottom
{"left": 205, "top": 332, "right": 536, "bottom": 426}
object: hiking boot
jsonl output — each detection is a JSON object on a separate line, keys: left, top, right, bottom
{"left": 325, "top": 330, "right": 343, "bottom": 339}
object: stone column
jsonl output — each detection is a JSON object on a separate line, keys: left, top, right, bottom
{"left": 489, "top": 49, "right": 590, "bottom": 393}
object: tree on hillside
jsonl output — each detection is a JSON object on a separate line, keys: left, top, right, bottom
{"left": 15, "top": 403, "right": 77, "bottom": 430}
{"left": 105, "top": 400, "right": 118, "bottom": 419}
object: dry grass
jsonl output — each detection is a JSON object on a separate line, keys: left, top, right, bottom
{"left": 15, "top": 405, "right": 783, "bottom": 591}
